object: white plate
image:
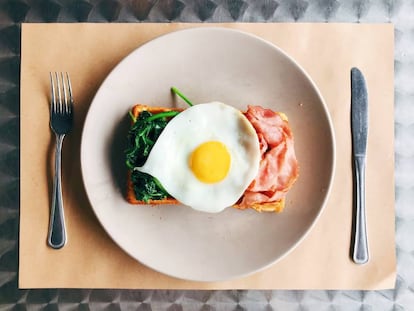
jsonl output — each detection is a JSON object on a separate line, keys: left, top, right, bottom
{"left": 81, "top": 27, "right": 335, "bottom": 282}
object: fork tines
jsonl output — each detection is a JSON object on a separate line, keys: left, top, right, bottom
{"left": 49, "top": 72, "right": 73, "bottom": 115}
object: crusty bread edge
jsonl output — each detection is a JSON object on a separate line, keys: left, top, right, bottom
{"left": 126, "top": 104, "right": 285, "bottom": 213}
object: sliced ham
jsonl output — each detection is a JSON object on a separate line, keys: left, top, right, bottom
{"left": 240, "top": 105, "right": 299, "bottom": 208}
{"left": 244, "top": 105, "right": 287, "bottom": 147}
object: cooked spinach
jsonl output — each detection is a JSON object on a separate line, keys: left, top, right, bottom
{"left": 130, "top": 170, "right": 169, "bottom": 202}
{"left": 125, "top": 87, "right": 192, "bottom": 203}
{"left": 125, "top": 110, "right": 179, "bottom": 202}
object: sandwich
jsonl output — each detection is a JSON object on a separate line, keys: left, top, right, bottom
{"left": 125, "top": 88, "right": 299, "bottom": 213}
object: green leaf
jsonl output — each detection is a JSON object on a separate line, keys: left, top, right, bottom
{"left": 131, "top": 170, "right": 169, "bottom": 202}
{"left": 171, "top": 86, "right": 194, "bottom": 107}
{"left": 125, "top": 109, "right": 174, "bottom": 201}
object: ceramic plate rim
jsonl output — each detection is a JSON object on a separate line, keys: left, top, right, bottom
{"left": 80, "top": 27, "right": 336, "bottom": 282}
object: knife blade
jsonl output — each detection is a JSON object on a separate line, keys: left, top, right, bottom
{"left": 351, "top": 67, "right": 369, "bottom": 264}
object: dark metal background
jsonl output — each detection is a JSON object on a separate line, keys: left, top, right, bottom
{"left": 1, "top": 0, "right": 413, "bottom": 309}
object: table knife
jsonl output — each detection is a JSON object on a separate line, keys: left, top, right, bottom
{"left": 351, "top": 67, "right": 369, "bottom": 264}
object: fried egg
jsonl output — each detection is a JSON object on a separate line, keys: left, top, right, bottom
{"left": 136, "top": 102, "right": 261, "bottom": 213}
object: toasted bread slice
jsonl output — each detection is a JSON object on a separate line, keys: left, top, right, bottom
{"left": 126, "top": 104, "right": 284, "bottom": 212}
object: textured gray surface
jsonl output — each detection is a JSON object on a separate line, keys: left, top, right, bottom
{"left": 0, "top": 0, "right": 413, "bottom": 309}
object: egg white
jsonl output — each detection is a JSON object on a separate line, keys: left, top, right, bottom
{"left": 137, "top": 102, "right": 261, "bottom": 213}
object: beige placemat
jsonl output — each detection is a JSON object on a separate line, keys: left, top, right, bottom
{"left": 19, "top": 23, "right": 395, "bottom": 289}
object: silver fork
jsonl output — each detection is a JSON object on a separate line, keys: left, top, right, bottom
{"left": 48, "top": 72, "right": 74, "bottom": 249}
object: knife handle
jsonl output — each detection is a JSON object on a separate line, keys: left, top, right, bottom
{"left": 352, "top": 156, "right": 369, "bottom": 264}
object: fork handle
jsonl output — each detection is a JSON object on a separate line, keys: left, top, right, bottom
{"left": 48, "top": 134, "right": 67, "bottom": 249}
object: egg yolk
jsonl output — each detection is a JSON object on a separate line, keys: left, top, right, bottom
{"left": 189, "top": 141, "right": 231, "bottom": 183}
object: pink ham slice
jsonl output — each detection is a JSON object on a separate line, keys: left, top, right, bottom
{"left": 239, "top": 105, "right": 299, "bottom": 208}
